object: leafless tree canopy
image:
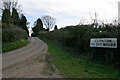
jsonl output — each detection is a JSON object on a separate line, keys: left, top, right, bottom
{"left": 0, "top": 0, "right": 22, "bottom": 17}
{"left": 0, "top": 0, "right": 19, "bottom": 10}
{"left": 42, "top": 15, "right": 56, "bottom": 30}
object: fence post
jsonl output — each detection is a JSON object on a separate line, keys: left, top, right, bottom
{"left": 111, "top": 49, "right": 113, "bottom": 63}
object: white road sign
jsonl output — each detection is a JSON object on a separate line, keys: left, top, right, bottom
{"left": 90, "top": 38, "right": 117, "bottom": 48}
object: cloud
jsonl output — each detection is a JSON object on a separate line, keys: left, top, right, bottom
{"left": 19, "top": 0, "right": 119, "bottom": 28}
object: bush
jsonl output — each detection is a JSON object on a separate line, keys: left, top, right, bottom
{"left": 40, "top": 25, "right": 120, "bottom": 67}
{"left": 2, "top": 26, "right": 28, "bottom": 42}
{"left": 2, "top": 39, "right": 28, "bottom": 52}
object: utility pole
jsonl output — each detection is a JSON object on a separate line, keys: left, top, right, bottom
{"left": 118, "top": 1, "right": 120, "bottom": 25}
{"left": 91, "top": 12, "right": 98, "bottom": 28}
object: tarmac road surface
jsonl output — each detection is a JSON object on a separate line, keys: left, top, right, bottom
{"left": 2, "top": 37, "right": 62, "bottom": 78}
{"left": 3, "top": 37, "right": 47, "bottom": 70}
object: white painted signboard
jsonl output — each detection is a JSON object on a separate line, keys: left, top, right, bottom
{"left": 90, "top": 38, "right": 117, "bottom": 48}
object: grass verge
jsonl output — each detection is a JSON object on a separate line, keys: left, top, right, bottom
{"left": 39, "top": 37, "right": 120, "bottom": 78}
{"left": 2, "top": 39, "right": 29, "bottom": 53}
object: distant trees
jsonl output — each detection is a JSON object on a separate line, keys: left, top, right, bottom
{"left": 1, "top": 8, "right": 28, "bottom": 32}
{"left": 1, "top": 0, "right": 28, "bottom": 33}
{"left": 32, "top": 18, "right": 43, "bottom": 35}
{"left": 1, "top": 0, "right": 21, "bottom": 28}
{"left": 1, "top": 9, "right": 11, "bottom": 28}
{"left": 12, "top": 8, "right": 19, "bottom": 26}
{"left": 19, "top": 14, "right": 29, "bottom": 35}
{"left": 0, "top": 0, "right": 20, "bottom": 10}
{"left": 42, "top": 15, "right": 55, "bottom": 31}
{"left": 1, "top": 0, "right": 29, "bottom": 41}
{"left": 54, "top": 25, "right": 58, "bottom": 30}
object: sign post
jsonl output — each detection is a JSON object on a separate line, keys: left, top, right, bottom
{"left": 90, "top": 38, "right": 117, "bottom": 48}
{"left": 90, "top": 38, "right": 118, "bottom": 63}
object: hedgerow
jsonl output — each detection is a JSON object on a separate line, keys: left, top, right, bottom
{"left": 40, "top": 25, "right": 120, "bottom": 67}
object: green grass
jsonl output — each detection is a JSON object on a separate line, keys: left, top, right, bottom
{"left": 2, "top": 39, "right": 29, "bottom": 52}
{"left": 39, "top": 37, "right": 120, "bottom": 78}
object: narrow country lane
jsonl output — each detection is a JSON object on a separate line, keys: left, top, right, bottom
{"left": 2, "top": 37, "right": 62, "bottom": 78}
{"left": 3, "top": 37, "right": 47, "bottom": 70}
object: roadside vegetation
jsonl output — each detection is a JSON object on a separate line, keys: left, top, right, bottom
{"left": 37, "top": 24, "right": 120, "bottom": 78}
{"left": 2, "top": 39, "right": 28, "bottom": 52}
{"left": 39, "top": 25, "right": 120, "bottom": 68}
{"left": 0, "top": 22, "right": 2, "bottom": 27}
{"left": 39, "top": 37, "right": 120, "bottom": 78}
{"left": 0, "top": 22, "right": 1, "bottom": 53}
{"left": 32, "top": 13, "right": 120, "bottom": 78}
{"left": 1, "top": 0, "right": 29, "bottom": 52}
{"left": 2, "top": 26, "right": 28, "bottom": 52}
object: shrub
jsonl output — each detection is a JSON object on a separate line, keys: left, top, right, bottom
{"left": 40, "top": 25, "right": 120, "bottom": 66}
{"left": 2, "top": 26, "right": 28, "bottom": 42}
{"left": 2, "top": 39, "right": 28, "bottom": 52}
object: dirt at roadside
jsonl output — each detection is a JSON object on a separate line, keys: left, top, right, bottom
{"left": 2, "top": 51, "right": 62, "bottom": 78}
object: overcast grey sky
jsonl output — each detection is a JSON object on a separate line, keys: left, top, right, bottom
{"left": 12, "top": 0, "right": 120, "bottom": 29}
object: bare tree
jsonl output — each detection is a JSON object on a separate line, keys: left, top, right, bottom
{"left": 112, "top": 17, "right": 118, "bottom": 26}
{"left": 90, "top": 12, "right": 98, "bottom": 28}
{"left": 78, "top": 18, "right": 85, "bottom": 25}
{"left": 0, "top": 0, "right": 22, "bottom": 17}
{"left": 42, "top": 15, "right": 56, "bottom": 31}
{"left": 0, "top": 0, "right": 19, "bottom": 10}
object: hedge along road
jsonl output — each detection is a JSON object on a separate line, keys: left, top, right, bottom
{"left": 2, "top": 37, "right": 60, "bottom": 78}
